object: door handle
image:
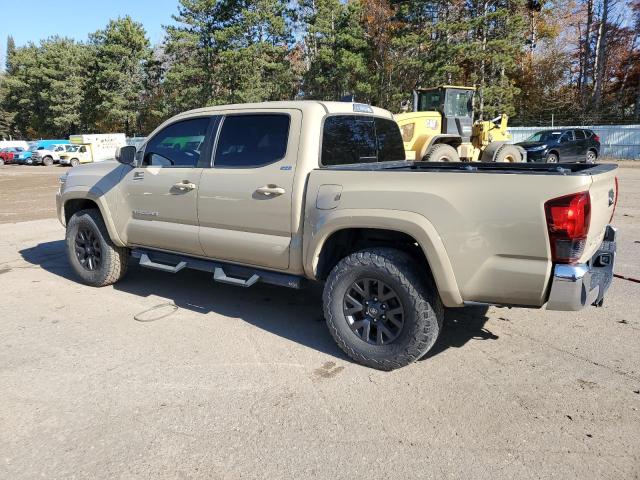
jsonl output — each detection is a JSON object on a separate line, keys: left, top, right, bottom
{"left": 256, "top": 184, "right": 285, "bottom": 196}
{"left": 172, "top": 181, "right": 197, "bottom": 192}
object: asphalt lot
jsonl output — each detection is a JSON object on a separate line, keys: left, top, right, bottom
{"left": 0, "top": 163, "right": 639, "bottom": 479}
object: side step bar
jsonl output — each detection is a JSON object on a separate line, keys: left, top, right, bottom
{"left": 214, "top": 268, "right": 259, "bottom": 288}
{"left": 139, "top": 253, "right": 187, "bottom": 273}
{"left": 131, "top": 248, "right": 304, "bottom": 289}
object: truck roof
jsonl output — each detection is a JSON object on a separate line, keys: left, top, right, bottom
{"left": 174, "top": 100, "right": 394, "bottom": 120}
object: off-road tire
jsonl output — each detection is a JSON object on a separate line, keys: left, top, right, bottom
{"left": 494, "top": 145, "right": 523, "bottom": 162}
{"left": 43, "top": 156, "right": 53, "bottom": 167}
{"left": 423, "top": 143, "right": 460, "bottom": 162}
{"left": 546, "top": 152, "right": 559, "bottom": 163}
{"left": 66, "top": 209, "right": 128, "bottom": 287}
{"left": 70, "top": 158, "right": 80, "bottom": 167}
{"left": 323, "top": 248, "right": 444, "bottom": 371}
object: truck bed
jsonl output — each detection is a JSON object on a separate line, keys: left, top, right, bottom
{"left": 322, "top": 160, "right": 617, "bottom": 176}
{"left": 306, "top": 161, "right": 618, "bottom": 307}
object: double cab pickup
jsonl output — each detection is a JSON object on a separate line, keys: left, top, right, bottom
{"left": 57, "top": 101, "right": 618, "bottom": 370}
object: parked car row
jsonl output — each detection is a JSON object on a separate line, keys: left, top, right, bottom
{"left": 0, "top": 134, "right": 127, "bottom": 167}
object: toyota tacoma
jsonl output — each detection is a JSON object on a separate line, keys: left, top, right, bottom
{"left": 56, "top": 101, "right": 619, "bottom": 370}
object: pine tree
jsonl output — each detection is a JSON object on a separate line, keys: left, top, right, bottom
{"left": 164, "top": 0, "right": 296, "bottom": 111}
{"left": 86, "top": 16, "right": 151, "bottom": 135}
{"left": 5, "top": 35, "right": 16, "bottom": 72}
{"left": 300, "top": 0, "right": 371, "bottom": 101}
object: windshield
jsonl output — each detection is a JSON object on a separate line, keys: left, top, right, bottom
{"left": 416, "top": 90, "right": 443, "bottom": 112}
{"left": 444, "top": 89, "right": 473, "bottom": 117}
{"left": 416, "top": 89, "right": 473, "bottom": 118}
{"left": 66, "top": 145, "right": 80, "bottom": 152}
{"left": 526, "top": 131, "right": 562, "bottom": 142}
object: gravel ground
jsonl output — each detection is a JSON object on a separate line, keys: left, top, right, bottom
{"left": 0, "top": 162, "right": 638, "bottom": 479}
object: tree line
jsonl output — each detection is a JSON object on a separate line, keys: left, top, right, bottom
{"left": 0, "top": 0, "right": 638, "bottom": 139}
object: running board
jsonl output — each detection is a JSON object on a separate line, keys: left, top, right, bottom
{"left": 132, "top": 248, "right": 304, "bottom": 289}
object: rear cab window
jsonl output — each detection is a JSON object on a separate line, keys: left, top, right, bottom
{"left": 321, "top": 115, "right": 405, "bottom": 166}
{"left": 213, "top": 114, "right": 290, "bottom": 168}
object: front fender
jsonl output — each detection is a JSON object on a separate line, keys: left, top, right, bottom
{"left": 304, "top": 208, "right": 464, "bottom": 307}
{"left": 60, "top": 186, "right": 126, "bottom": 247}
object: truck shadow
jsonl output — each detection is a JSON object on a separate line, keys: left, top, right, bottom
{"left": 20, "top": 240, "right": 497, "bottom": 365}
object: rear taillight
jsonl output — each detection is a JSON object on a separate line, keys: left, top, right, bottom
{"left": 610, "top": 176, "right": 619, "bottom": 223}
{"left": 545, "top": 191, "right": 591, "bottom": 264}
{"left": 593, "top": 134, "right": 600, "bottom": 143}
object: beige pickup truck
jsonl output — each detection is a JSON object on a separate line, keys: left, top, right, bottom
{"left": 56, "top": 101, "right": 619, "bottom": 370}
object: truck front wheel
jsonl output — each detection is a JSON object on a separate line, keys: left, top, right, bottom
{"left": 70, "top": 158, "right": 80, "bottom": 167}
{"left": 66, "top": 209, "right": 128, "bottom": 287}
{"left": 43, "top": 156, "right": 53, "bottom": 166}
{"left": 323, "top": 248, "right": 443, "bottom": 370}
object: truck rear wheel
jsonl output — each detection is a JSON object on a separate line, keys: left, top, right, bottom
{"left": 66, "top": 209, "right": 128, "bottom": 287}
{"left": 323, "top": 248, "right": 443, "bottom": 370}
{"left": 495, "top": 145, "right": 522, "bottom": 162}
{"left": 423, "top": 144, "right": 460, "bottom": 162}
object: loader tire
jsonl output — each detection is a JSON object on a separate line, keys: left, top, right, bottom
{"left": 423, "top": 143, "right": 460, "bottom": 162}
{"left": 494, "top": 145, "right": 522, "bottom": 162}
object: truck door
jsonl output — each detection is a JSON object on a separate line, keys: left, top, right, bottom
{"left": 120, "top": 116, "right": 215, "bottom": 256}
{"left": 197, "top": 111, "right": 300, "bottom": 270}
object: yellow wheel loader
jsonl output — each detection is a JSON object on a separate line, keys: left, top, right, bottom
{"left": 394, "top": 86, "right": 526, "bottom": 163}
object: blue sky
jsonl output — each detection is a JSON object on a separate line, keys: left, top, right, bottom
{"left": 0, "top": 0, "right": 179, "bottom": 66}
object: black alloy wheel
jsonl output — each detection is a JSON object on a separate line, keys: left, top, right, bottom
{"left": 75, "top": 227, "right": 102, "bottom": 271}
{"left": 343, "top": 277, "right": 405, "bottom": 345}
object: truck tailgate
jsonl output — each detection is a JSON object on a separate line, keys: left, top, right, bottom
{"left": 582, "top": 166, "right": 618, "bottom": 262}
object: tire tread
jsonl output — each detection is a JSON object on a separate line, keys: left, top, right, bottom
{"left": 323, "top": 248, "right": 443, "bottom": 371}
{"left": 66, "top": 209, "right": 128, "bottom": 287}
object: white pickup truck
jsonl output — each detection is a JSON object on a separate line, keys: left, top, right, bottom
{"left": 57, "top": 101, "right": 619, "bottom": 370}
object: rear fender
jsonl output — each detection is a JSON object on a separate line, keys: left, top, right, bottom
{"left": 304, "top": 208, "right": 464, "bottom": 307}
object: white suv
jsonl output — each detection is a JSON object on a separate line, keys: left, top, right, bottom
{"left": 31, "top": 144, "right": 74, "bottom": 166}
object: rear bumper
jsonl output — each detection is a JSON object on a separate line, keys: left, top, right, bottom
{"left": 546, "top": 225, "right": 617, "bottom": 311}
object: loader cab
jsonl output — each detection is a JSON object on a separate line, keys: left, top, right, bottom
{"left": 414, "top": 86, "right": 475, "bottom": 142}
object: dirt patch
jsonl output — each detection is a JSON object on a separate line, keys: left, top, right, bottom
{"left": 0, "top": 165, "right": 64, "bottom": 223}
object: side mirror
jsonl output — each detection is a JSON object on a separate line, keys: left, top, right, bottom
{"left": 115, "top": 145, "right": 136, "bottom": 165}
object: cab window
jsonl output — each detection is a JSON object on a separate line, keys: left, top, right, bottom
{"left": 321, "top": 115, "right": 405, "bottom": 166}
{"left": 213, "top": 114, "right": 290, "bottom": 168}
{"left": 144, "top": 117, "right": 210, "bottom": 167}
